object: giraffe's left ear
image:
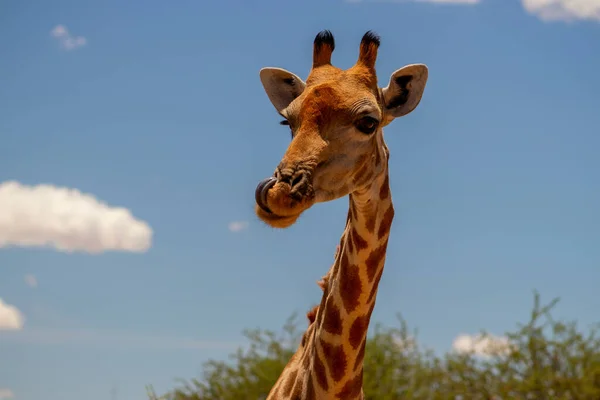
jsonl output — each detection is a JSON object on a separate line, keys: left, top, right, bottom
{"left": 382, "top": 64, "right": 428, "bottom": 121}
{"left": 260, "top": 67, "right": 306, "bottom": 113}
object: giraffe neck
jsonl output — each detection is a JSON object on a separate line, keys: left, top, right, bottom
{"left": 308, "top": 167, "right": 394, "bottom": 398}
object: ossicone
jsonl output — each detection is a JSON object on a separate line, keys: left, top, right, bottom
{"left": 313, "top": 30, "right": 335, "bottom": 68}
{"left": 357, "top": 30, "right": 380, "bottom": 69}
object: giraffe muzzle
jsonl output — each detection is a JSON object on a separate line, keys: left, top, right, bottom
{"left": 254, "top": 170, "right": 316, "bottom": 228}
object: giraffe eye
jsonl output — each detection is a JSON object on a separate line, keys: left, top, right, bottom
{"left": 356, "top": 116, "right": 379, "bottom": 134}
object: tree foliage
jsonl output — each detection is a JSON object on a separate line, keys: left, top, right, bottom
{"left": 148, "top": 292, "right": 600, "bottom": 399}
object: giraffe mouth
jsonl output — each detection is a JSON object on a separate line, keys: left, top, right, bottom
{"left": 255, "top": 177, "right": 277, "bottom": 214}
{"left": 254, "top": 176, "right": 315, "bottom": 228}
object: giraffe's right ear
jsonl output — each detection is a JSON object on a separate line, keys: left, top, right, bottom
{"left": 259, "top": 67, "right": 306, "bottom": 113}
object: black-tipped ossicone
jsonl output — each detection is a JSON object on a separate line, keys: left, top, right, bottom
{"left": 314, "top": 30, "right": 335, "bottom": 52}
{"left": 360, "top": 30, "right": 380, "bottom": 48}
{"left": 313, "top": 30, "right": 335, "bottom": 67}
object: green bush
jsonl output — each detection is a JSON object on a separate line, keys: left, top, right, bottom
{"left": 148, "top": 292, "right": 600, "bottom": 399}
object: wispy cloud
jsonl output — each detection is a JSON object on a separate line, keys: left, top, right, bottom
{"left": 346, "top": 0, "right": 480, "bottom": 4}
{"left": 0, "top": 299, "right": 25, "bottom": 330}
{"left": 24, "top": 274, "right": 38, "bottom": 288}
{"left": 452, "top": 333, "right": 514, "bottom": 357}
{"left": 0, "top": 181, "right": 153, "bottom": 254}
{"left": 0, "top": 327, "right": 238, "bottom": 351}
{"left": 413, "top": 0, "right": 479, "bottom": 3}
{"left": 348, "top": 0, "right": 600, "bottom": 19}
{"left": 228, "top": 220, "right": 249, "bottom": 232}
{"left": 0, "top": 389, "right": 14, "bottom": 400}
{"left": 50, "top": 24, "right": 87, "bottom": 51}
{"left": 521, "top": 0, "right": 600, "bottom": 22}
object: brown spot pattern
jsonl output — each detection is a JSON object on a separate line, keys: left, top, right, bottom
{"left": 305, "top": 375, "right": 317, "bottom": 400}
{"left": 367, "top": 268, "right": 384, "bottom": 304}
{"left": 282, "top": 369, "right": 299, "bottom": 397}
{"left": 349, "top": 315, "right": 368, "bottom": 349}
{"left": 313, "top": 350, "right": 329, "bottom": 390}
{"left": 367, "top": 301, "right": 376, "bottom": 319}
{"left": 353, "top": 339, "right": 366, "bottom": 371}
{"left": 339, "top": 253, "right": 361, "bottom": 313}
{"left": 377, "top": 205, "right": 394, "bottom": 239}
{"left": 315, "top": 290, "right": 328, "bottom": 327}
{"left": 290, "top": 379, "right": 303, "bottom": 400}
{"left": 352, "top": 226, "right": 368, "bottom": 252}
{"left": 336, "top": 370, "right": 363, "bottom": 399}
{"left": 365, "top": 214, "right": 376, "bottom": 233}
{"left": 320, "top": 339, "right": 347, "bottom": 382}
{"left": 347, "top": 231, "right": 355, "bottom": 254}
{"left": 365, "top": 241, "right": 387, "bottom": 282}
{"left": 322, "top": 302, "right": 343, "bottom": 335}
{"left": 379, "top": 174, "right": 390, "bottom": 200}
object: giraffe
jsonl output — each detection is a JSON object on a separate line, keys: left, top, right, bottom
{"left": 254, "top": 30, "right": 428, "bottom": 400}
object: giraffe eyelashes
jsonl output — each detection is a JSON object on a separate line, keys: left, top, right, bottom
{"left": 280, "top": 119, "right": 294, "bottom": 139}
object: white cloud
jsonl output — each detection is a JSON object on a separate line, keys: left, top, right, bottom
{"left": 452, "top": 333, "right": 514, "bottom": 357}
{"left": 50, "top": 24, "right": 87, "bottom": 50}
{"left": 0, "top": 299, "right": 25, "bottom": 330}
{"left": 228, "top": 220, "right": 249, "bottom": 232}
{"left": 0, "top": 181, "right": 153, "bottom": 254}
{"left": 24, "top": 274, "right": 38, "bottom": 288}
{"left": 522, "top": 0, "right": 600, "bottom": 21}
{"left": 0, "top": 389, "right": 14, "bottom": 400}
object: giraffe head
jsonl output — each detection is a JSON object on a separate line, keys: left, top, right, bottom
{"left": 255, "top": 30, "right": 428, "bottom": 228}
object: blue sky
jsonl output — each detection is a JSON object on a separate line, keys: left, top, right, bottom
{"left": 1, "top": 0, "right": 599, "bottom": 399}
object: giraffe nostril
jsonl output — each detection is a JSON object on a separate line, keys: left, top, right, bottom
{"left": 291, "top": 174, "right": 303, "bottom": 190}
